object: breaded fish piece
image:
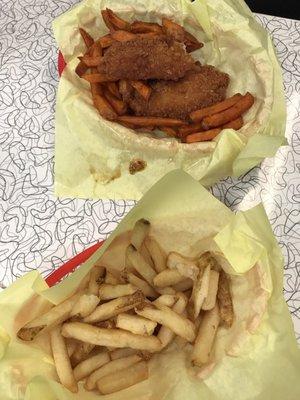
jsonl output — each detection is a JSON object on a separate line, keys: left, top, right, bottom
{"left": 121, "top": 66, "right": 230, "bottom": 120}
{"left": 98, "top": 36, "right": 195, "bottom": 81}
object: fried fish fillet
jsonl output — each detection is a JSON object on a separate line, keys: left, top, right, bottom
{"left": 98, "top": 36, "right": 195, "bottom": 81}
{"left": 120, "top": 65, "right": 230, "bottom": 120}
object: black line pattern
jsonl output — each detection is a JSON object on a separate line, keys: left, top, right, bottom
{"left": 0, "top": 3, "right": 299, "bottom": 340}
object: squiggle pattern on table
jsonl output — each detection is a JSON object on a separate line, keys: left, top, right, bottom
{"left": 0, "top": 2, "right": 299, "bottom": 341}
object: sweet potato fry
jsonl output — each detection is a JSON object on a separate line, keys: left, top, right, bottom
{"left": 190, "top": 93, "right": 243, "bottom": 122}
{"left": 178, "top": 122, "right": 203, "bottom": 137}
{"left": 184, "top": 30, "right": 203, "bottom": 53}
{"left": 106, "top": 81, "right": 122, "bottom": 99}
{"left": 97, "top": 34, "right": 115, "bottom": 48}
{"left": 162, "top": 18, "right": 185, "bottom": 42}
{"left": 185, "top": 128, "right": 222, "bottom": 143}
{"left": 82, "top": 73, "right": 116, "bottom": 83}
{"left": 93, "top": 93, "right": 118, "bottom": 120}
{"left": 159, "top": 126, "right": 177, "bottom": 137}
{"left": 104, "top": 88, "right": 127, "bottom": 115}
{"left": 75, "top": 60, "right": 88, "bottom": 77}
{"left": 111, "top": 30, "right": 136, "bottom": 42}
{"left": 222, "top": 116, "right": 244, "bottom": 130}
{"left": 102, "top": 8, "right": 130, "bottom": 31}
{"left": 118, "top": 115, "right": 185, "bottom": 127}
{"left": 130, "top": 80, "right": 152, "bottom": 101}
{"left": 79, "top": 28, "right": 94, "bottom": 48}
{"left": 90, "top": 82, "right": 103, "bottom": 98}
{"left": 202, "top": 92, "right": 255, "bottom": 129}
{"left": 130, "top": 21, "right": 163, "bottom": 34}
{"left": 81, "top": 55, "right": 102, "bottom": 67}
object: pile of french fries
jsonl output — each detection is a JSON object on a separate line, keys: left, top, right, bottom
{"left": 18, "top": 219, "right": 234, "bottom": 395}
{"left": 75, "top": 9, "right": 255, "bottom": 143}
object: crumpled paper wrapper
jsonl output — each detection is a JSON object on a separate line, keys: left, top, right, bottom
{"left": 52, "top": 0, "right": 286, "bottom": 200}
{"left": 0, "top": 170, "right": 299, "bottom": 400}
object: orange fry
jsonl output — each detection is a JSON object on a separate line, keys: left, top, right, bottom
{"left": 97, "top": 34, "right": 115, "bottom": 48}
{"left": 222, "top": 117, "right": 244, "bottom": 130}
{"left": 178, "top": 122, "right": 203, "bottom": 137}
{"left": 159, "top": 126, "right": 177, "bottom": 137}
{"left": 130, "top": 81, "right": 152, "bottom": 101}
{"left": 90, "top": 83, "right": 102, "bottom": 97}
{"left": 107, "top": 82, "right": 122, "bottom": 99}
{"left": 184, "top": 31, "right": 203, "bottom": 53}
{"left": 185, "top": 128, "right": 222, "bottom": 143}
{"left": 202, "top": 92, "right": 254, "bottom": 129}
{"left": 75, "top": 60, "right": 88, "bottom": 77}
{"left": 162, "top": 18, "right": 185, "bottom": 42}
{"left": 82, "top": 73, "right": 117, "bottom": 83}
{"left": 137, "top": 32, "right": 160, "bottom": 39}
{"left": 118, "top": 116, "right": 185, "bottom": 127}
{"left": 190, "top": 93, "right": 243, "bottom": 122}
{"left": 79, "top": 28, "right": 94, "bottom": 48}
{"left": 93, "top": 94, "right": 118, "bottom": 121}
{"left": 81, "top": 55, "right": 102, "bottom": 67}
{"left": 119, "top": 121, "right": 137, "bottom": 130}
{"left": 130, "top": 21, "right": 163, "bottom": 34}
{"left": 102, "top": 8, "right": 130, "bottom": 31}
{"left": 104, "top": 89, "right": 127, "bottom": 115}
{"left": 111, "top": 30, "right": 137, "bottom": 42}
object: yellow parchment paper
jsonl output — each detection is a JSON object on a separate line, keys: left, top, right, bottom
{"left": 0, "top": 170, "right": 299, "bottom": 400}
{"left": 52, "top": 0, "right": 286, "bottom": 199}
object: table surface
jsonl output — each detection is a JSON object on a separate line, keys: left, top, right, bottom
{"left": 0, "top": 1, "right": 299, "bottom": 341}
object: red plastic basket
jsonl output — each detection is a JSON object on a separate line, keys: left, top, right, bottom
{"left": 45, "top": 241, "right": 104, "bottom": 287}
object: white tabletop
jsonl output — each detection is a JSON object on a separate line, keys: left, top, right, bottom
{"left": 0, "top": 2, "right": 299, "bottom": 341}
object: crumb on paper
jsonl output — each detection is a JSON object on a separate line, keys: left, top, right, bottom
{"left": 129, "top": 159, "right": 147, "bottom": 175}
{"left": 90, "top": 166, "right": 121, "bottom": 184}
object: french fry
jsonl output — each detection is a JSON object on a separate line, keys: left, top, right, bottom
{"left": 185, "top": 128, "right": 222, "bottom": 143}
{"left": 202, "top": 92, "right": 255, "bottom": 129}
{"left": 137, "top": 32, "right": 161, "bottom": 39}
{"left": 130, "top": 20, "right": 163, "bottom": 34}
{"left": 50, "top": 326, "right": 78, "bottom": 393}
{"left": 140, "top": 242, "right": 155, "bottom": 269}
{"left": 192, "top": 304, "right": 220, "bottom": 366}
{"left": 81, "top": 54, "right": 102, "bottom": 67}
{"left": 103, "top": 88, "right": 127, "bottom": 115}
{"left": 90, "top": 81, "right": 103, "bottom": 97}
{"left": 184, "top": 30, "right": 203, "bottom": 53}
{"left": 79, "top": 28, "right": 94, "bottom": 48}
{"left": 153, "top": 269, "right": 185, "bottom": 288}
{"left": 97, "top": 361, "right": 148, "bottom": 395}
{"left": 190, "top": 93, "right": 243, "bottom": 122}
{"left": 85, "top": 354, "right": 142, "bottom": 390}
{"left": 75, "top": 60, "right": 88, "bottom": 77}
{"left": 70, "top": 294, "right": 99, "bottom": 318}
{"left": 136, "top": 303, "right": 195, "bottom": 342}
{"left": 73, "top": 351, "right": 110, "bottom": 381}
{"left": 162, "top": 18, "right": 185, "bottom": 42}
{"left": 167, "top": 252, "right": 199, "bottom": 281}
{"left": 82, "top": 73, "right": 117, "bottom": 83}
{"left": 88, "top": 266, "right": 105, "bottom": 296}
{"left": 107, "top": 81, "right": 122, "bottom": 99}
{"left": 153, "top": 294, "right": 177, "bottom": 307}
{"left": 159, "top": 126, "right": 177, "bottom": 137}
{"left": 156, "top": 286, "right": 176, "bottom": 295}
{"left": 126, "top": 245, "right": 157, "bottom": 285}
{"left": 105, "top": 271, "right": 121, "bottom": 285}
{"left": 96, "top": 320, "right": 116, "bottom": 329}
{"left": 144, "top": 236, "right": 166, "bottom": 273}
{"left": 191, "top": 263, "right": 211, "bottom": 320}
{"left": 125, "top": 271, "right": 158, "bottom": 298}
{"left": 111, "top": 30, "right": 137, "bottom": 42}
{"left": 172, "top": 278, "right": 193, "bottom": 292}
{"left": 131, "top": 218, "right": 151, "bottom": 250}
{"left": 98, "top": 283, "right": 137, "bottom": 300}
{"left": 222, "top": 116, "right": 244, "bottom": 130}
{"left": 157, "top": 292, "right": 188, "bottom": 348}
{"left": 118, "top": 115, "right": 185, "bottom": 127}
{"left": 110, "top": 348, "right": 138, "bottom": 360}
{"left": 102, "top": 8, "right": 131, "bottom": 31}
{"left": 116, "top": 313, "right": 157, "bottom": 336}
{"left": 17, "top": 292, "right": 81, "bottom": 341}
{"left": 130, "top": 80, "right": 152, "bottom": 101}
{"left": 66, "top": 339, "right": 78, "bottom": 357}
{"left": 178, "top": 122, "right": 204, "bottom": 137}
{"left": 84, "top": 291, "right": 144, "bottom": 323}
{"left": 71, "top": 342, "right": 95, "bottom": 367}
{"left": 92, "top": 93, "right": 118, "bottom": 121}
{"left": 217, "top": 270, "right": 234, "bottom": 327}
{"left": 98, "top": 34, "right": 115, "bottom": 48}
{"left": 62, "top": 322, "right": 161, "bottom": 352}
{"left": 202, "top": 270, "right": 219, "bottom": 311}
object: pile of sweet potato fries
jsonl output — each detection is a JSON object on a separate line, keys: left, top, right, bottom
{"left": 75, "top": 9, "right": 255, "bottom": 143}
